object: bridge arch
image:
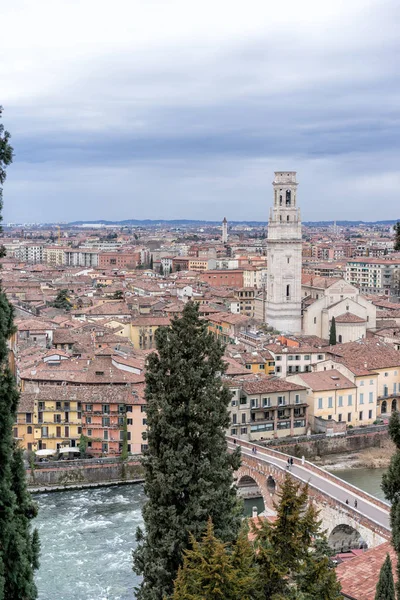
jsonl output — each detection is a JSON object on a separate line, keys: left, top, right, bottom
{"left": 328, "top": 523, "right": 368, "bottom": 552}
{"left": 236, "top": 465, "right": 280, "bottom": 511}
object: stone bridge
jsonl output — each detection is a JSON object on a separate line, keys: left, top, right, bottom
{"left": 228, "top": 437, "right": 391, "bottom": 551}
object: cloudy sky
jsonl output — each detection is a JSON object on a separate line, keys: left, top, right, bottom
{"left": 1, "top": 0, "right": 399, "bottom": 223}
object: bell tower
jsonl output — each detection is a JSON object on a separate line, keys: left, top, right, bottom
{"left": 265, "top": 171, "right": 302, "bottom": 333}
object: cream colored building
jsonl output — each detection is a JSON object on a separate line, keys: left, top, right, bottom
{"left": 302, "top": 277, "right": 376, "bottom": 342}
{"left": 226, "top": 377, "right": 308, "bottom": 441}
{"left": 287, "top": 369, "right": 374, "bottom": 428}
{"left": 44, "top": 246, "right": 67, "bottom": 266}
{"left": 322, "top": 340, "right": 400, "bottom": 417}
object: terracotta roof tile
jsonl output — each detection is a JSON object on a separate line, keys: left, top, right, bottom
{"left": 336, "top": 541, "right": 396, "bottom": 600}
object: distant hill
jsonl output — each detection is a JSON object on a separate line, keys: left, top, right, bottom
{"left": 65, "top": 219, "right": 399, "bottom": 227}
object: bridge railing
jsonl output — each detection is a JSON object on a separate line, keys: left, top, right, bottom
{"left": 227, "top": 436, "right": 390, "bottom": 513}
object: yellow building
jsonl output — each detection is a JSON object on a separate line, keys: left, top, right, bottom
{"left": 44, "top": 246, "right": 66, "bottom": 266}
{"left": 207, "top": 312, "right": 251, "bottom": 345}
{"left": 230, "top": 349, "right": 275, "bottom": 375}
{"left": 15, "top": 388, "right": 82, "bottom": 452}
{"left": 288, "top": 369, "right": 376, "bottom": 428}
{"left": 129, "top": 316, "right": 171, "bottom": 350}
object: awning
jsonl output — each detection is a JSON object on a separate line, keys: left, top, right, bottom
{"left": 35, "top": 449, "right": 56, "bottom": 457}
{"left": 58, "top": 447, "right": 80, "bottom": 454}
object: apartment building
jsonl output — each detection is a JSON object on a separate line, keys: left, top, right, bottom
{"left": 188, "top": 258, "right": 216, "bottom": 272}
{"left": 345, "top": 256, "right": 400, "bottom": 297}
{"left": 323, "top": 339, "right": 400, "bottom": 417}
{"left": 288, "top": 370, "right": 375, "bottom": 428}
{"left": 200, "top": 269, "right": 245, "bottom": 288}
{"left": 14, "top": 244, "right": 45, "bottom": 264}
{"left": 98, "top": 251, "right": 140, "bottom": 269}
{"left": 16, "top": 387, "right": 82, "bottom": 452}
{"left": 234, "top": 288, "right": 257, "bottom": 317}
{"left": 266, "top": 345, "right": 326, "bottom": 377}
{"left": 44, "top": 246, "right": 66, "bottom": 266}
{"left": 227, "top": 377, "right": 308, "bottom": 441}
{"left": 64, "top": 249, "right": 99, "bottom": 267}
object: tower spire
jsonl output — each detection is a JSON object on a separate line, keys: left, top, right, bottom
{"left": 265, "top": 171, "right": 302, "bottom": 333}
{"left": 221, "top": 217, "right": 228, "bottom": 244}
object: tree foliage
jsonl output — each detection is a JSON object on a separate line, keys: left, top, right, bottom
{"left": 329, "top": 316, "right": 337, "bottom": 346}
{"left": 394, "top": 222, "right": 400, "bottom": 252}
{"left": 132, "top": 302, "right": 241, "bottom": 600}
{"left": 172, "top": 519, "right": 256, "bottom": 600}
{"left": 51, "top": 289, "right": 71, "bottom": 311}
{"left": 375, "top": 553, "right": 395, "bottom": 600}
{"left": 170, "top": 475, "right": 341, "bottom": 600}
{"left": 251, "top": 476, "right": 341, "bottom": 600}
{"left": 120, "top": 414, "right": 129, "bottom": 461}
{"left": 0, "top": 107, "right": 39, "bottom": 599}
{"left": 382, "top": 411, "right": 400, "bottom": 597}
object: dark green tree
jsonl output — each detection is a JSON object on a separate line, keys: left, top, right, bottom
{"left": 0, "top": 107, "right": 40, "bottom": 599}
{"left": 394, "top": 222, "right": 400, "bottom": 252}
{"left": 52, "top": 289, "right": 71, "bottom": 311}
{"left": 251, "top": 475, "right": 341, "bottom": 600}
{"left": 78, "top": 433, "right": 89, "bottom": 457}
{"left": 329, "top": 316, "right": 337, "bottom": 346}
{"left": 172, "top": 518, "right": 256, "bottom": 600}
{"left": 375, "top": 553, "right": 395, "bottom": 600}
{"left": 132, "top": 301, "right": 241, "bottom": 600}
{"left": 159, "top": 263, "right": 164, "bottom": 276}
{"left": 149, "top": 256, "right": 153, "bottom": 270}
{"left": 175, "top": 263, "right": 181, "bottom": 272}
{"left": 120, "top": 414, "right": 129, "bottom": 461}
{"left": 112, "top": 290, "right": 123, "bottom": 300}
{"left": 382, "top": 411, "right": 400, "bottom": 597}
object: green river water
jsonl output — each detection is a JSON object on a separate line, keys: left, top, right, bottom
{"left": 33, "top": 467, "right": 386, "bottom": 600}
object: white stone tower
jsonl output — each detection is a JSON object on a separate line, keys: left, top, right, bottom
{"left": 222, "top": 217, "right": 228, "bottom": 244}
{"left": 265, "top": 171, "right": 302, "bottom": 333}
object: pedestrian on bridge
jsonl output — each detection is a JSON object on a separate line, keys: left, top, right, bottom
{"left": 287, "top": 458, "right": 291, "bottom": 471}
{"left": 290, "top": 457, "right": 294, "bottom": 468}
{"left": 354, "top": 499, "right": 358, "bottom": 509}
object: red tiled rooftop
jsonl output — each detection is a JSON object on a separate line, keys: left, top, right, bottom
{"left": 336, "top": 541, "right": 396, "bottom": 600}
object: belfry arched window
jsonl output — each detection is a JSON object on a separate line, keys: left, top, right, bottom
{"left": 286, "top": 190, "right": 291, "bottom": 205}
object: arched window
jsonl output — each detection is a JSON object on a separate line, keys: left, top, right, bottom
{"left": 392, "top": 399, "right": 397, "bottom": 413}
{"left": 286, "top": 190, "right": 291, "bottom": 205}
{"left": 27, "top": 426, "right": 32, "bottom": 434}
{"left": 279, "top": 193, "right": 283, "bottom": 206}
{"left": 381, "top": 400, "right": 387, "bottom": 414}
{"left": 286, "top": 284, "right": 290, "bottom": 298}
{"left": 287, "top": 215, "right": 290, "bottom": 222}
{"left": 338, "top": 335, "right": 342, "bottom": 343}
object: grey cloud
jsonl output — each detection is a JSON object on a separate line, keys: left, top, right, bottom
{"left": 2, "top": 0, "right": 400, "bottom": 222}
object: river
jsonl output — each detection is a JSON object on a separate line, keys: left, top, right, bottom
{"left": 33, "top": 468, "right": 387, "bottom": 600}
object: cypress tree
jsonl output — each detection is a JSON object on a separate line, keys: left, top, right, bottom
{"left": 0, "top": 107, "right": 40, "bottom": 599}
{"left": 132, "top": 301, "right": 241, "bottom": 600}
{"left": 375, "top": 553, "right": 395, "bottom": 600}
{"left": 329, "top": 316, "right": 337, "bottom": 346}
{"left": 382, "top": 411, "right": 400, "bottom": 597}
{"left": 394, "top": 222, "right": 400, "bottom": 252}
